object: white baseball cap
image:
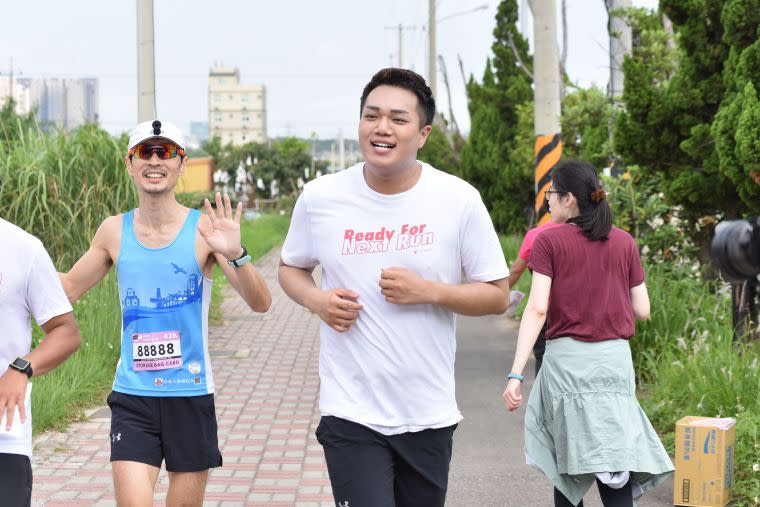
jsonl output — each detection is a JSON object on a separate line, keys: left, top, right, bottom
{"left": 127, "top": 119, "right": 186, "bottom": 152}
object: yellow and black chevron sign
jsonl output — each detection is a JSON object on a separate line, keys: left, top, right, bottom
{"left": 534, "top": 133, "right": 562, "bottom": 225}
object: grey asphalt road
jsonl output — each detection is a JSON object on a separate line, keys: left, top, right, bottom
{"left": 446, "top": 314, "right": 674, "bottom": 507}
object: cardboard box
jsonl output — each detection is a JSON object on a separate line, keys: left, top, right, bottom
{"left": 674, "top": 416, "right": 736, "bottom": 506}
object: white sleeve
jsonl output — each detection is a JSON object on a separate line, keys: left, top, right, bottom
{"left": 460, "top": 192, "right": 509, "bottom": 282}
{"left": 26, "top": 241, "right": 73, "bottom": 326}
{"left": 280, "top": 190, "right": 319, "bottom": 268}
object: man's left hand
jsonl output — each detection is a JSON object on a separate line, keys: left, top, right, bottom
{"left": 379, "top": 267, "right": 434, "bottom": 305}
{"left": 0, "top": 368, "right": 29, "bottom": 431}
{"left": 199, "top": 192, "right": 244, "bottom": 260}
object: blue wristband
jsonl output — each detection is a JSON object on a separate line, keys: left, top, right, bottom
{"left": 507, "top": 372, "right": 525, "bottom": 382}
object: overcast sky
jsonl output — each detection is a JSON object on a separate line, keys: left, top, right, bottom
{"left": 1, "top": 0, "right": 658, "bottom": 140}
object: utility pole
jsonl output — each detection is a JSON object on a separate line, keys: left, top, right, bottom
{"left": 606, "top": 0, "right": 632, "bottom": 101}
{"left": 136, "top": 0, "right": 157, "bottom": 122}
{"left": 428, "top": 0, "right": 437, "bottom": 99}
{"left": 532, "top": 0, "right": 563, "bottom": 225}
{"left": 8, "top": 57, "right": 13, "bottom": 105}
{"left": 398, "top": 24, "right": 403, "bottom": 67}
{"left": 338, "top": 129, "right": 345, "bottom": 170}
{"left": 385, "top": 24, "right": 415, "bottom": 67}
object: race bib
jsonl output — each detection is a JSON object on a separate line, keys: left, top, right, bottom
{"left": 132, "top": 330, "right": 182, "bottom": 371}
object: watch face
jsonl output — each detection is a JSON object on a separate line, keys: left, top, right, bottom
{"left": 12, "top": 357, "right": 30, "bottom": 370}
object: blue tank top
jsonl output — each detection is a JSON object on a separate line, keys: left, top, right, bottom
{"left": 114, "top": 209, "right": 213, "bottom": 396}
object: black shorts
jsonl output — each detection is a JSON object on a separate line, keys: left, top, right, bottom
{"left": 316, "top": 416, "right": 457, "bottom": 507}
{"left": 107, "top": 391, "right": 222, "bottom": 472}
{"left": 0, "top": 453, "right": 32, "bottom": 507}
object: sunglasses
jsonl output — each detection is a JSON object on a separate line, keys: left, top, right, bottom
{"left": 129, "top": 142, "right": 185, "bottom": 160}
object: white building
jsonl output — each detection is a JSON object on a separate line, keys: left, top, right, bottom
{"left": 0, "top": 77, "right": 32, "bottom": 115}
{"left": 208, "top": 67, "right": 266, "bottom": 146}
{"left": 13, "top": 77, "right": 98, "bottom": 130}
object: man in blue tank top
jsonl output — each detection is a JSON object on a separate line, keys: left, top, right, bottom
{"left": 60, "top": 120, "right": 272, "bottom": 505}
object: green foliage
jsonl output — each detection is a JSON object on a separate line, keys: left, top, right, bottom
{"left": 712, "top": 80, "right": 760, "bottom": 215}
{"left": 617, "top": 1, "right": 760, "bottom": 218}
{"left": 0, "top": 123, "right": 137, "bottom": 269}
{"left": 418, "top": 124, "right": 460, "bottom": 175}
{"left": 633, "top": 272, "right": 760, "bottom": 502}
{"left": 202, "top": 136, "right": 316, "bottom": 197}
{"left": 175, "top": 191, "right": 217, "bottom": 209}
{"left": 561, "top": 87, "right": 613, "bottom": 168}
{"left": 603, "top": 165, "right": 699, "bottom": 274}
{"left": 0, "top": 98, "right": 39, "bottom": 144}
{"left": 460, "top": 0, "right": 534, "bottom": 234}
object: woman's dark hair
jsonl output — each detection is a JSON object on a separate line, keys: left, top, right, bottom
{"left": 551, "top": 159, "right": 612, "bottom": 241}
{"left": 360, "top": 68, "right": 436, "bottom": 127}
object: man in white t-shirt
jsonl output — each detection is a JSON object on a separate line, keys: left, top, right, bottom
{"left": 0, "top": 217, "right": 82, "bottom": 506}
{"left": 279, "top": 68, "right": 509, "bottom": 507}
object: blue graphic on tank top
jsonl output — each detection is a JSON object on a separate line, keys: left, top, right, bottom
{"left": 115, "top": 209, "right": 213, "bottom": 396}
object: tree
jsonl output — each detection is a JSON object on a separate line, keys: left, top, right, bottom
{"left": 202, "top": 136, "right": 315, "bottom": 197}
{"left": 460, "top": 0, "right": 534, "bottom": 234}
{"left": 614, "top": 3, "right": 744, "bottom": 221}
{"left": 418, "top": 120, "right": 459, "bottom": 175}
{"left": 709, "top": 0, "right": 760, "bottom": 214}
{"left": 561, "top": 87, "right": 613, "bottom": 169}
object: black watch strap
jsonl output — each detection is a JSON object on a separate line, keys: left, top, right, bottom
{"left": 9, "top": 357, "right": 33, "bottom": 378}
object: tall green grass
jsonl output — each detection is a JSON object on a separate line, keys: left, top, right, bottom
{"left": 31, "top": 274, "right": 121, "bottom": 432}
{"left": 632, "top": 263, "right": 732, "bottom": 379}
{"left": 0, "top": 124, "right": 135, "bottom": 269}
{"left": 635, "top": 264, "right": 760, "bottom": 502}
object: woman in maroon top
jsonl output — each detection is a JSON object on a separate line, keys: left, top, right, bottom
{"left": 502, "top": 161, "right": 673, "bottom": 507}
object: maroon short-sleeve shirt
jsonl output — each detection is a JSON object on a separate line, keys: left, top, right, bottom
{"left": 528, "top": 224, "right": 645, "bottom": 342}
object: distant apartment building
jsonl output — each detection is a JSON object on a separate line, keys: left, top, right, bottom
{"left": 184, "top": 121, "right": 209, "bottom": 151}
{"left": 8, "top": 77, "right": 99, "bottom": 130}
{"left": 0, "top": 76, "right": 32, "bottom": 115}
{"left": 208, "top": 67, "right": 266, "bottom": 146}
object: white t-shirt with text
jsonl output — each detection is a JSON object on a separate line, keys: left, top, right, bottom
{"left": 281, "top": 162, "right": 508, "bottom": 434}
{"left": 0, "top": 218, "right": 73, "bottom": 458}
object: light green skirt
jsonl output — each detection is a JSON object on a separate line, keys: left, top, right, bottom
{"left": 524, "top": 337, "right": 674, "bottom": 505}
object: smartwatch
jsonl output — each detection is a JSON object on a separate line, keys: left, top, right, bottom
{"left": 9, "top": 357, "right": 33, "bottom": 378}
{"left": 227, "top": 245, "right": 252, "bottom": 268}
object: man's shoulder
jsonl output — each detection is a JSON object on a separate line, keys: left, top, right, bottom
{"left": 90, "top": 214, "right": 124, "bottom": 247}
{"left": 306, "top": 165, "right": 358, "bottom": 189}
{"left": 98, "top": 214, "right": 123, "bottom": 234}
{"left": 0, "top": 218, "right": 45, "bottom": 255}
{"left": 301, "top": 164, "right": 359, "bottom": 200}
{"left": 422, "top": 163, "right": 481, "bottom": 200}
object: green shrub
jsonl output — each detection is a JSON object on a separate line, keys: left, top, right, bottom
{"left": 176, "top": 191, "right": 217, "bottom": 209}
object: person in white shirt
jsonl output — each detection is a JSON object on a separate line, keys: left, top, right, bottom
{"left": 278, "top": 68, "right": 509, "bottom": 507}
{"left": 0, "top": 217, "right": 82, "bottom": 507}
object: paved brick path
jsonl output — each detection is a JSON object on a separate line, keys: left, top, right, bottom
{"left": 31, "top": 248, "right": 334, "bottom": 506}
